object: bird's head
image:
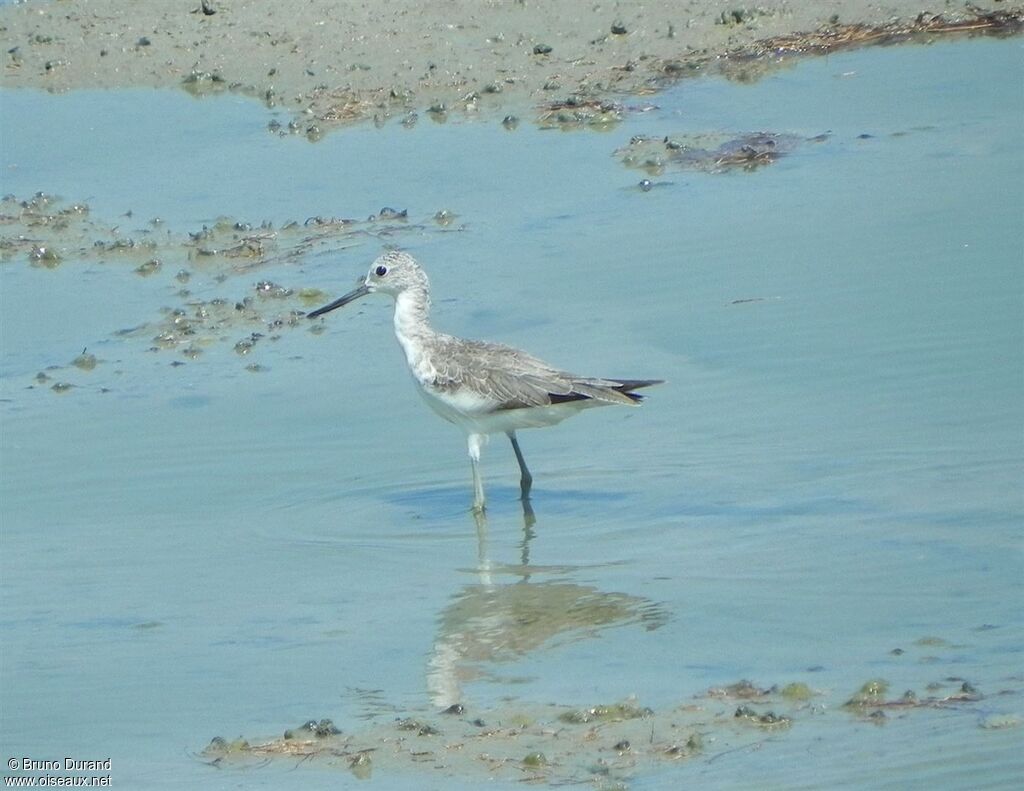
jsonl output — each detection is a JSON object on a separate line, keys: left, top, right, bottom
{"left": 307, "top": 251, "right": 429, "bottom": 317}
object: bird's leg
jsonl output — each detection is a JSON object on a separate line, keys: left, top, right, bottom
{"left": 472, "top": 508, "right": 493, "bottom": 587}
{"left": 519, "top": 505, "right": 536, "bottom": 572}
{"left": 520, "top": 495, "right": 536, "bottom": 532}
{"left": 507, "top": 431, "right": 533, "bottom": 501}
{"left": 467, "top": 433, "right": 487, "bottom": 513}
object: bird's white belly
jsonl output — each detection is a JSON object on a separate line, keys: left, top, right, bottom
{"left": 416, "top": 381, "right": 594, "bottom": 436}
{"left": 418, "top": 383, "right": 493, "bottom": 424}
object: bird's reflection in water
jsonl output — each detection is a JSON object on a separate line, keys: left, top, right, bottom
{"left": 427, "top": 501, "right": 667, "bottom": 708}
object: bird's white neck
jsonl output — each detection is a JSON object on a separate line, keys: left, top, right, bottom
{"left": 393, "top": 287, "right": 435, "bottom": 373}
{"left": 393, "top": 287, "right": 432, "bottom": 337}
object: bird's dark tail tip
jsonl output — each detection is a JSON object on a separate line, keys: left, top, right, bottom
{"left": 615, "top": 379, "right": 664, "bottom": 403}
{"left": 547, "top": 378, "right": 663, "bottom": 406}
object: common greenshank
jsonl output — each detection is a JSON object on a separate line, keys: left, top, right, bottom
{"left": 308, "top": 251, "right": 661, "bottom": 512}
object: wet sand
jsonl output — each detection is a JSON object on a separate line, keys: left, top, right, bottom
{"left": 2, "top": 1, "right": 1020, "bottom": 131}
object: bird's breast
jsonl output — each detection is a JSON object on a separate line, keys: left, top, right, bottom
{"left": 419, "top": 379, "right": 495, "bottom": 414}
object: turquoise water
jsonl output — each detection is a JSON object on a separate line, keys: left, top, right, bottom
{"left": 2, "top": 38, "right": 1022, "bottom": 789}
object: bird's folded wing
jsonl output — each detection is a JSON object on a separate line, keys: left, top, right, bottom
{"left": 430, "top": 337, "right": 655, "bottom": 410}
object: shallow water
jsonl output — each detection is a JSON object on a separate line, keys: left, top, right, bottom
{"left": 2, "top": 38, "right": 1022, "bottom": 790}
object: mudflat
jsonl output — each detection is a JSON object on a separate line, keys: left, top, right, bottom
{"left": 2, "top": 1, "right": 1020, "bottom": 131}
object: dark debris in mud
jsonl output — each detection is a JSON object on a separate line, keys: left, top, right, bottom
{"left": 199, "top": 664, "right": 1017, "bottom": 787}
{"left": 616, "top": 132, "right": 823, "bottom": 176}
{"left": 651, "top": 7, "right": 1024, "bottom": 85}
{"left": 2, "top": 194, "right": 464, "bottom": 392}
{"left": 536, "top": 96, "right": 657, "bottom": 130}
{"left": 734, "top": 6, "right": 1024, "bottom": 60}
{"left": 841, "top": 678, "right": 988, "bottom": 721}
{"left": 202, "top": 697, "right": 708, "bottom": 786}
{"left": 248, "top": 6, "right": 1024, "bottom": 135}
{"left": 3, "top": 4, "right": 1021, "bottom": 139}
{"left": 296, "top": 6, "right": 1021, "bottom": 135}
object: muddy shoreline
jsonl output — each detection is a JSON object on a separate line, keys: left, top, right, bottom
{"left": 2, "top": 1, "right": 1021, "bottom": 134}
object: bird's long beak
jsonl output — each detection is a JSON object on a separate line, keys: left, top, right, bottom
{"left": 307, "top": 283, "right": 371, "bottom": 318}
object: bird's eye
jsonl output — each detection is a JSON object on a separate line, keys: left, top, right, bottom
{"left": 375, "top": 265, "right": 388, "bottom": 277}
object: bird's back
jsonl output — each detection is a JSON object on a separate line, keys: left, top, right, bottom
{"left": 420, "top": 333, "right": 660, "bottom": 412}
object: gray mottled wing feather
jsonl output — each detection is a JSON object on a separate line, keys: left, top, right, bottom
{"left": 429, "top": 336, "right": 652, "bottom": 409}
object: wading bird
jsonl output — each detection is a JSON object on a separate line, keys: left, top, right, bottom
{"left": 308, "top": 251, "right": 661, "bottom": 512}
